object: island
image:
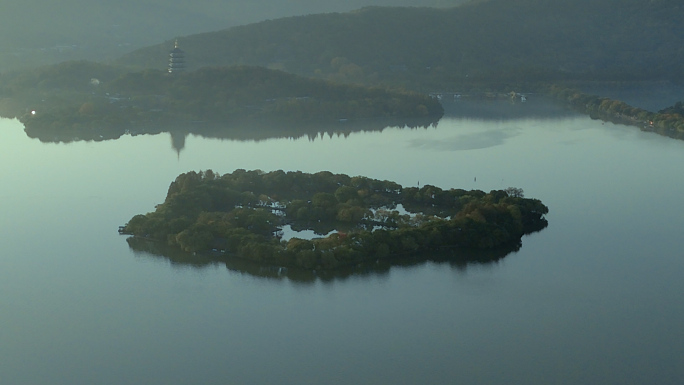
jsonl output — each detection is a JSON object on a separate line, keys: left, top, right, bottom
{"left": 119, "top": 169, "right": 548, "bottom": 270}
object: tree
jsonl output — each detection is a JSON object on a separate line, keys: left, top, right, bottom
{"left": 78, "top": 102, "right": 96, "bottom": 115}
{"left": 504, "top": 187, "right": 524, "bottom": 198}
{"left": 334, "top": 185, "right": 358, "bottom": 203}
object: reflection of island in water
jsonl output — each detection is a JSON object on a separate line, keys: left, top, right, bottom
{"left": 23, "top": 94, "right": 574, "bottom": 155}
{"left": 126, "top": 236, "right": 523, "bottom": 284}
{"left": 25, "top": 114, "right": 440, "bottom": 155}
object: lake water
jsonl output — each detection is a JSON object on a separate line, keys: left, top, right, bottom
{"left": 1, "top": 98, "right": 683, "bottom": 385}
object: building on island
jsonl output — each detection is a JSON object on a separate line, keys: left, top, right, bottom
{"left": 168, "top": 40, "right": 185, "bottom": 74}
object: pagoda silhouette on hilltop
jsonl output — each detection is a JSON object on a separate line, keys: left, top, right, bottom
{"left": 168, "top": 40, "right": 185, "bottom": 74}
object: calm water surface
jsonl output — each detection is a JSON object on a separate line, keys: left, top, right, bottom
{"left": 1, "top": 100, "right": 683, "bottom": 385}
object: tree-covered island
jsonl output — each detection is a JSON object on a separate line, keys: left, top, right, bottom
{"left": 0, "top": 61, "right": 442, "bottom": 143}
{"left": 120, "top": 170, "right": 548, "bottom": 270}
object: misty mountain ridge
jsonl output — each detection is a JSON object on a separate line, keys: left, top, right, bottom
{"left": 117, "top": 0, "right": 684, "bottom": 87}
{"left": 0, "top": 0, "right": 467, "bottom": 70}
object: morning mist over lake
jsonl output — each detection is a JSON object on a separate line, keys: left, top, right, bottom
{"left": 1, "top": 1, "right": 683, "bottom": 384}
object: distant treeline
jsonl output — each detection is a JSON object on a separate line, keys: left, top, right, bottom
{"left": 548, "top": 85, "right": 684, "bottom": 140}
{"left": 121, "top": 169, "right": 548, "bottom": 270}
{"left": 0, "top": 61, "right": 442, "bottom": 143}
{"left": 119, "top": 0, "right": 684, "bottom": 90}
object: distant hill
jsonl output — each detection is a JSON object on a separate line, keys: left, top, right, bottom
{"left": 117, "top": 0, "right": 684, "bottom": 88}
{"left": 0, "top": 0, "right": 467, "bottom": 71}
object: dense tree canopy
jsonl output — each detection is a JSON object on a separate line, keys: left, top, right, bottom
{"left": 121, "top": 169, "right": 548, "bottom": 270}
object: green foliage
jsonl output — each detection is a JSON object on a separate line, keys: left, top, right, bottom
{"left": 548, "top": 85, "right": 684, "bottom": 140}
{"left": 121, "top": 169, "right": 548, "bottom": 270}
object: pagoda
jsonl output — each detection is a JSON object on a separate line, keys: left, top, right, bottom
{"left": 168, "top": 40, "right": 186, "bottom": 74}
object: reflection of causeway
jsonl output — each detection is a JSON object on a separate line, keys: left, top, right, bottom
{"left": 126, "top": 236, "right": 526, "bottom": 284}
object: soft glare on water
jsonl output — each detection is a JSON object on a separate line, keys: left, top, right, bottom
{"left": 1, "top": 102, "right": 683, "bottom": 385}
